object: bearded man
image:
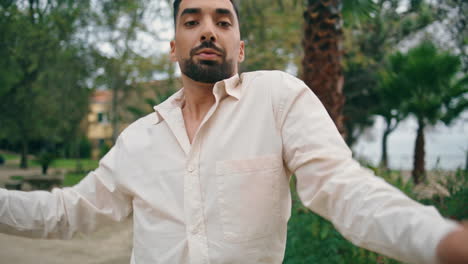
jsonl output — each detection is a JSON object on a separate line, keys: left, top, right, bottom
{"left": 1, "top": 0, "right": 467, "bottom": 263}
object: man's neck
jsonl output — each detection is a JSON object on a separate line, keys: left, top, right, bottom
{"left": 180, "top": 75, "right": 217, "bottom": 122}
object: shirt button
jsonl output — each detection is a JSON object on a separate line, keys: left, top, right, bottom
{"left": 187, "top": 163, "right": 196, "bottom": 172}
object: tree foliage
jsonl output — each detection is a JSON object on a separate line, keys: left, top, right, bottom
{"left": 91, "top": 0, "right": 171, "bottom": 143}
{"left": 236, "top": 0, "right": 303, "bottom": 73}
{"left": 126, "top": 54, "right": 179, "bottom": 120}
{"left": 431, "top": 0, "right": 468, "bottom": 72}
{"left": 342, "top": 0, "right": 441, "bottom": 147}
{"left": 0, "top": 0, "right": 172, "bottom": 167}
{"left": 0, "top": 1, "right": 93, "bottom": 168}
{"left": 382, "top": 41, "right": 467, "bottom": 183}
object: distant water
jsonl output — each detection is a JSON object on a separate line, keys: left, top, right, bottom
{"left": 352, "top": 112, "right": 467, "bottom": 170}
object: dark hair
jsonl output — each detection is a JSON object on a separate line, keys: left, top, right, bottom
{"left": 173, "top": 0, "right": 240, "bottom": 30}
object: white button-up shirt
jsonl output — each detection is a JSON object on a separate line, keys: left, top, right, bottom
{"left": 0, "top": 71, "right": 459, "bottom": 264}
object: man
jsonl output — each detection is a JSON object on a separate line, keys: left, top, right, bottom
{"left": 0, "top": 0, "right": 467, "bottom": 263}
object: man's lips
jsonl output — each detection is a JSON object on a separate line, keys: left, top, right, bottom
{"left": 197, "top": 53, "right": 220, "bottom": 59}
{"left": 195, "top": 49, "right": 222, "bottom": 60}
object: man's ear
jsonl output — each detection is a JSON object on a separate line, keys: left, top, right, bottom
{"left": 238, "top": 40, "right": 245, "bottom": 63}
{"left": 170, "top": 40, "right": 178, "bottom": 62}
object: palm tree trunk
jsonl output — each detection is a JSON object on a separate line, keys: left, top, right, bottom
{"left": 380, "top": 128, "right": 390, "bottom": 169}
{"left": 380, "top": 117, "right": 399, "bottom": 169}
{"left": 302, "top": 0, "right": 346, "bottom": 137}
{"left": 412, "top": 118, "right": 425, "bottom": 184}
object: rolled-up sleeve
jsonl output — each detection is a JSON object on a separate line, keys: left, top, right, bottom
{"left": 277, "top": 73, "right": 460, "bottom": 264}
{"left": 0, "top": 136, "right": 133, "bottom": 240}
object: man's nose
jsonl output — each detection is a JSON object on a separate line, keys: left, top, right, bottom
{"left": 200, "top": 22, "right": 217, "bottom": 42}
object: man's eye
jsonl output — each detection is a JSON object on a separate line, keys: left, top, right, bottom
{"left": 217, "top": 21, "right": 231, "bottom": 27}
{"left": 184, "top": 21, "right": 199, "bottom": 27}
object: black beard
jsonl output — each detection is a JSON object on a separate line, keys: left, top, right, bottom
{"left": 181, "top": 57, "right": 234, "bottom": 84}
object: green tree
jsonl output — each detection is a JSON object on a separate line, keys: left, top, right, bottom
{"left": 375, "top": 66, "right": 409, "bottom": 169}
{"left": 91, "top": 0, "right": 169, "bottom": 143}
{"left": 0, "top": 1, "right": 92, "bottom": 168}
{"left": 432, "top": 0, "right": 468, "bottom": 72}
{"left": 127, "top": 55, "right": 179, "bottom": 119}
{"left": 342, "top": 0, "right": 439, "bottom": 147}
{"left": 383, "top": 41, "right": 467, "bottom": 183}
{"left": 39, "top": 44, "right": 93, "bottom": 163}
{"left": 236, "top": 0, "right": 303, "bottom": 73}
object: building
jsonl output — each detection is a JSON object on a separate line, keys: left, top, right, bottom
{"left": 86, "top": 79, "right": 179, "bottom": 159}
{"left": 87, "top": 90, "right": 114, "bottom": 159}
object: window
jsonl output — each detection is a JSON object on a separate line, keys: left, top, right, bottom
{"left": 97, "top": 112, "right": 108, "bottom": 123}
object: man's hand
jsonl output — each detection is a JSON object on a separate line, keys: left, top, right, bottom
{"left": 436, "top": 221, "right": 468, "bottom": 264}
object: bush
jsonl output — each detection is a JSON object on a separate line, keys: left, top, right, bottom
{"left": 79, "top": 137, "right": 92, "bottom": 159}
{"left": 0, "top": 154, "right": 4, "bottom": 165}
{"left": 284, "top": 175, "right": 402, "bottom": 264}
{"left": 284, "top": 167, "right": 467, "bottom": 264}
{"left": 36, "top": 150, "right": 55, "bottom": 175}
{"left": 420, "top": 169, "right": 468, "bottom": 221}
{"left": 99, "top": 142, "right": 111, "bottom": 159}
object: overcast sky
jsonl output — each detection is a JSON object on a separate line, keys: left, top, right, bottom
{"left": 353, "top": 113, "right": 467, "bottom": 170}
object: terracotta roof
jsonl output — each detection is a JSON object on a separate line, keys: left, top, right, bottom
{"left": 91, "top": 90, "right": 112, "bottom": 103}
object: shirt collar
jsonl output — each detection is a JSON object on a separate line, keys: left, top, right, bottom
{"left": 222, "top": 73, "right": 241, "bottom": 100}
{"left": 152, "top": 73, "right": 242, "bottom": 125}
{"left": 152, "top": 88, "right": 184, "bottom": 124}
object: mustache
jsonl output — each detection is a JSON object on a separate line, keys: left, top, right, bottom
{"left": 190, "top": 41, "right": 225, "bottom": 57}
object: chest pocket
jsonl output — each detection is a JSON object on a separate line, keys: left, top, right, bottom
{"left": 215, "top": 155, "right": 283, "bottom": 242}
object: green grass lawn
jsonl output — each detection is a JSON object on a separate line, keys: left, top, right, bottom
{"left": 51, "top": 159, "right": 99, "bottom": 171}
{"left": 52, "top": 159, "right": 98, "bottom": 187}
{"left": 27, "top": 158, "right": 98, "bottom": 171}
{"left": 2, "top": 152, "right": 20, "bottom": 161}
{"left": 1, "top": 151, "right": 97, "bottom": 187}
{"left": 63, "top": 172, "right": 88, "bottom": 187}
{"left": 1, "top": 151, "right": 99, "bottom": 171}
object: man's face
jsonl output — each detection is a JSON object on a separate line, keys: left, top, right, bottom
{"left": 170, "top": 0, "right": 244, "bottom": 84}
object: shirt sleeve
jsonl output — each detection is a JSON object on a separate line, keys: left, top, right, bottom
{"left": 0, "top": 136, "right": 133, "bottom": 240}
{"left": 276, "top": 72, "right": 460, "bottom": 264}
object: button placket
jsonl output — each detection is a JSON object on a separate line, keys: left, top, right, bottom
{"left": 185, "top": 137, "right": 209, "bottom": 263}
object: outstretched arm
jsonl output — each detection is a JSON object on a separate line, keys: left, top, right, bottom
{"left": 0, "top": 137, "right": 133, "bottom": 239}
{"left": 275, "top": 72, "right": 461, "bottom": 264}
{"left": 436, "top": 222, "right": 468, "bottom": 264}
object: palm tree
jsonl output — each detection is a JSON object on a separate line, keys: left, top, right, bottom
{"left": 302, "top": 0, "right": 375, "bottom": 138}
{"left": 384, "top": 41, "right": 467, "bottom": 183}
{"left": 375, "top": 57, "right": 411, "bottom": 169}
{"left": 302, "top": 0, "right": 346, "bottom": 136}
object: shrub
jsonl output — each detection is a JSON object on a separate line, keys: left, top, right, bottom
{"left": 79, "top": 137, "right": 92, "bottom": 159}
{"left": 284, "top": 166, "right": 465, "bottom": 264}
{"left": 36, "top": 150, "right": 55, "bottom": 175}
{"left": 284, "top": 175, "right": 402, "bottom": 264}
{"left": 420, "top": 168, "right": 468, "bottom": 221}
{"left": 99, "top": 142, "right": 111, "bottom": 159}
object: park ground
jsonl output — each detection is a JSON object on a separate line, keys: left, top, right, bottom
{"left": 0, "top": 151, "right": 133, "bottom": 264}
